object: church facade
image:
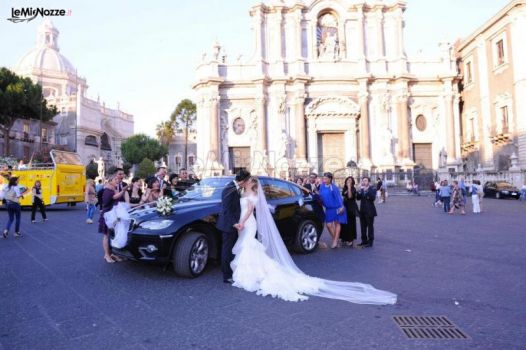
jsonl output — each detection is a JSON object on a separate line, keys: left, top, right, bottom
{"left": 12, "top": 20, "right": 134, "bottom": 168}
{"left": 193, "top": 0, "right": 461, "bottom": 178}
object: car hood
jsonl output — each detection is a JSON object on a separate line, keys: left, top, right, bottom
{"left": 497, "top": 186, "right": 518, "bottom": 191}
{"left": 130, "top": 199, "right": 221, "bottom": 222}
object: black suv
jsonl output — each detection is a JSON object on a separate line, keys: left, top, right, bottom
{"left": 112, "top": 176, "right": 323, "bottom": 278}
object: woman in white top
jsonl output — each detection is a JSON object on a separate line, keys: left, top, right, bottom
{"left": 471, "top": 180, "right": 482, "bottom": 214}
{"left": 3, "top": 177, "right": 28, "bottom": 238}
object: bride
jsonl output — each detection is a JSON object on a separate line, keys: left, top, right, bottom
{"left": 231, "top": 176, "right": 397, "bottom": 305}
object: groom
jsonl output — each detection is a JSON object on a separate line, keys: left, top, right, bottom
{"left": 216, "top": 169, "right": 251, "bottom": 284}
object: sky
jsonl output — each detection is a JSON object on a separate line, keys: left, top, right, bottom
{"left": 0, "top": 0, "right": 511, "bottom": 137}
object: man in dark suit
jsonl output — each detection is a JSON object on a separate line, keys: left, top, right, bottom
{"left": 303, "top": 173, "right": 325, "bottom": 223}
{"left": 357, "top": 176, "right": 377, "bottom": 248}
{"left": 113, "top": 167, "right": 128, "bottom": 202}
{"left": 216, "top": 169, "right": 251, "bottom": 284}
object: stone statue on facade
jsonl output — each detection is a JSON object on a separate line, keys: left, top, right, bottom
{"left": 96, "top": 156, "right": 105, "bottom": 179}
{"left": 318, "top": 14, "right": 339, "bottom": 60}
{"left": 439, "top": 148, "right": 447, "bottom": 167}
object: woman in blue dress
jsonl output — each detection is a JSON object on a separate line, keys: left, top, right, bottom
{"left": 318, "top": 172, "right": 347, "bottom": 248}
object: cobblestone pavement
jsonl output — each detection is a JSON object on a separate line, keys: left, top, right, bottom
{"left": 1, "top": 196, "right": 525, "bottom": 350}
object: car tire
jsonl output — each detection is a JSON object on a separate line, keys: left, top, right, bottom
{"left": 173, "top": 231, "right": 209, "bottom": 278}
{"left": 293, "top": 220, "right": 319, "bottom": 254}
{"left": 495, "top": 192, "right": 501, "bottom": 199}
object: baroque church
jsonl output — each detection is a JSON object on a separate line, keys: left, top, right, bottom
{"left": 12, "top": 20, "right": 134, "bottom": 167}
{"left": 193, "top": 0, "right": 461, "bottom": 178}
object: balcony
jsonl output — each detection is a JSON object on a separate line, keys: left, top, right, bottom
{"left": 461, "top": 137, "right": 478, "bottom": 154}
{"left": 490, "top": 125, "right": 512, "bottom": 145}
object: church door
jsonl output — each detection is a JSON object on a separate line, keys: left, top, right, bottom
{"left": 413, "top": 143, "right": 432, "bottom": 169}
{"left": 317, "top": 132, "right": 345, "bottom": 174}
{"left": 229, "top": 147, "right": 251, "bottom": 174}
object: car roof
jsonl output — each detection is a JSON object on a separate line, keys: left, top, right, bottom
{"left": 206, "top": 176, "right": 299, "bottom": 186}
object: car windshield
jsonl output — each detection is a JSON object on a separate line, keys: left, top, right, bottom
{"left": 176, "top": 177, "right": 231, "bottom": 202}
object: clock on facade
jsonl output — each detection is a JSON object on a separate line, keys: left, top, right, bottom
{"left": 233, "top": 117, "right": 245, "bottom": 135}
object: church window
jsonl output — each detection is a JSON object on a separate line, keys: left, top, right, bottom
{"left": 415, "top": 115, "right": 427, "bottom": 132}
{"left": 85, "top": 135, "right": 98, "bottom": 147}
{"left": 496, "top": 39, "right": 505, "bottom": 66}
{"left": 465, "top": 61, "right": 473, "bottom": 83}
{"left": 100, "top": 133, "right": 112, "bottom": 151}
{"left": 500, "top": 106, "right": 509, "bottom": 133}
{"left": 42, "top": 128, "right": 48, "bottom": 142}
{"left": 188, "top": 155, "right": 195, "bottom": 166}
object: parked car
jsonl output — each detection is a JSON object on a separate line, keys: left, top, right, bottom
{"left": 483, "top": 181, "right": 521, "bottom": 199}
{"left": 112, "top": 176, "right": 324, "bottom": 278}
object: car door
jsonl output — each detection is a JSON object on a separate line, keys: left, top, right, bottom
{"left": 485, "top": 182, "right": 496, "bottom": 197}
{"left": 259, "top": 178, "right": 297, "bottom": 243}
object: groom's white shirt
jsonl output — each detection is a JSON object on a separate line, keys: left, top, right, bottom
{"left": 233, "top": 180, "right": 240, "bottom": 191}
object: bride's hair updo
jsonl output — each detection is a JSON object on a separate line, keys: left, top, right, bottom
{"left": 248, "top": 176, "right": 258, "bottom": 192}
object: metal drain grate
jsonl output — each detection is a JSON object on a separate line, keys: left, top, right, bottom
{"left": 392, "top": 316, "right": 469, "bottom": 340}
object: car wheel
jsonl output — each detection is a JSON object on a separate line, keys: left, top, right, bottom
{"left": 495, "top": 192, "right": 501, "bottom": 199}
{"left": 173, "top": 231, "right": 209, "bottom": 278}
{"left": 293, "top": 220, "right": 319, "bottom": 254}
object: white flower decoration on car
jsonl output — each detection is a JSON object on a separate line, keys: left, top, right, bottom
{"left": 156, "top": 196, "right": 173, "bottom": 216}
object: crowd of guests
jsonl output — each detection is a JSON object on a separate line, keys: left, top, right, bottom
{"left": 297, "top": 172, "right": 378, "bottom": 249}
{"left": 92, "top": 165, "right": 198, "bottom": 263}
{"left": 434, "top": 177, "right": 483, "bottom": 215}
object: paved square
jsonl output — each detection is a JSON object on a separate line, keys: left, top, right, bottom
{"left": 1, "top": 196, "right": 525, "bottom": 350}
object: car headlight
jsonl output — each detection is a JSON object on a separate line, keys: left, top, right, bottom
{"left": 138, "top": 220, "right": 174, "bottom": 230}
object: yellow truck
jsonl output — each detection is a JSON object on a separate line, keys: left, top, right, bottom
{"left": 3, "top": 150, "right": 86, "bottom": 207}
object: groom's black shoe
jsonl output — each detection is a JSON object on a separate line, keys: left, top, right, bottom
{"left": 223, "top": 278, "right": 234, "bottom": 284}
{"left": 363, "top": 241, "right": 374, "bottom": 248}
{"left": 357, "top": 241, "right": 368, "bottom": 247}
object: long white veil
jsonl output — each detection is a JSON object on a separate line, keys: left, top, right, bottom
{"left": 255, "top": 180, "right": 397, "bottom": 305}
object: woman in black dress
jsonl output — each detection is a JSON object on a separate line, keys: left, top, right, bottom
{"left": 341, "top": 176, "right": 359, "bottom": 247}
{"left": 125, "top": 177, "right": 143, "bottom": 207}
{"left": 98, "top": 174, "right": 128, "bottom": 263}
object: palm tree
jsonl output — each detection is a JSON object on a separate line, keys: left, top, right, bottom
{"left": 170, "top": 99, "right": 196, "bottom": 168}
{"left": 155, "top": 121, "right": 175, "bottom": 145}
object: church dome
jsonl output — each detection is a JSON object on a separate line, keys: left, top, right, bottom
{"left": 14, "top": 20, "right": 75, "bottom": 75}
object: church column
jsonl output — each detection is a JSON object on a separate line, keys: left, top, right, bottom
{"left": 255, "top": 96, "right": 267, "bottom": 153}
{"left": 210, "top": 95, "right": 220, "bottom": 162}
{"left": 396, "top": 93, "right": 410, "bottom": 160}
{"left": 306, "top": 117, "right": 318, "bottom": 172}
{"left": 294, "top": 95, "right": 306, "bottom": 161}
{"left": 444, "top": 92, "right": 457, "bottom": 165}
{"left": 359, "top": 92, "right": 372, "bottom": 167}
{"left": 357, "top": 7, "right": 367, "bottom": 71}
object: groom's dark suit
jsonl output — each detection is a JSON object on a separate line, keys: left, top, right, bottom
{"left": 216, "top": 180, "right": 241, "bottom": 281}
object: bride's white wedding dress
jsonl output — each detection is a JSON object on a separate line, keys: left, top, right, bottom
{"left": 232, "top": 195, "right": 323, "bottom": 301}
{"left": 231, "top": 189, "right": 397, "bottom": 305}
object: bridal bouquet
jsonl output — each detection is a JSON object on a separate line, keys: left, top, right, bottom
{"left": 156, "top": 196, "right": 173, "bottom": 216}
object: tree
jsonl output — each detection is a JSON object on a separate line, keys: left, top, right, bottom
{"left": 86, "top": 160, "right": 99, "bottom": 180}
{"left": 0, "top": 67, "right": 57, "bottom": 156}
{"left": 120, "top": 134, "right": 168, "bottom": 165}
{"left": 170, "top": 99, "right": 196, "bottom": 168}
{"left": 135, "top": 158, "right": 156, "bottom": 179}
{"left": 156, "top": 120, "right": 175, "bottom": 145}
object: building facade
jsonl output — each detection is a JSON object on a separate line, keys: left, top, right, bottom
{"left": 167, "top": 132, "right": 198, "bottom": 174}
{"left": 193, "top": 0, "right": 462, "bottom": 178}
{"left": 11, "top": 20, "right": 134, "bottom": 168}
{"left": 457, "top": 0, "right": 526, "bottom": 174}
